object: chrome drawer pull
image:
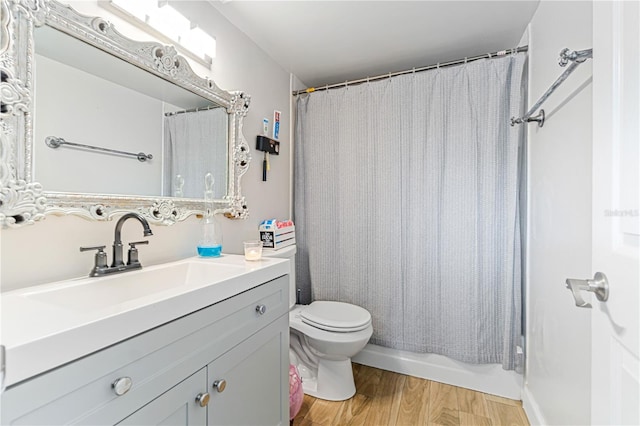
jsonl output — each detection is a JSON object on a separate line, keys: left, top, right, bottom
{"left": 255, "top": 304, "right": 267, "bottom": 315}
{"left": 112, "top": 377, "right": 132, "bottom": 396}
{"left": 213, "top": 379, "right": 227, "bottom": 393}
{"left": 195, "top": 392, "right": 210, "bottom": 407}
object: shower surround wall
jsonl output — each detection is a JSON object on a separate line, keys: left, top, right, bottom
{"left": 1, "top": 1, "right": 292, "bottom": 292}
{"left": 522, "top": 1, "right": 593, "bottom": 424}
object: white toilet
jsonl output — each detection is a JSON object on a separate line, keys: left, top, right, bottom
{"left": 262, "top": 245, "right": 373, "bottom": 401}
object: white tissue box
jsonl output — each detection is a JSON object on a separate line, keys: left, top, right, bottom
{"left": 259, "top": 224, "right": 295, "bottom": 250}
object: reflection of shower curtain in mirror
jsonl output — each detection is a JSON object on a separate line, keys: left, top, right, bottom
{"left": 163, "top": 108, "right": 227, "bottom": 199}
{"left": 294, "top": 54, "right": 526, "bottom": 371}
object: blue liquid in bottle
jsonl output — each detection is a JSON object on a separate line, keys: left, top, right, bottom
{"left": 197, "top": 244, "right": 222, "bottom": 257}
{"left": 200, "top": 174, "right": 222, "bottom": 258}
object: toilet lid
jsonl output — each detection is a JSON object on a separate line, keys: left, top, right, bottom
{"left": 300, "top": 301, "right": 371, "bottom": 332}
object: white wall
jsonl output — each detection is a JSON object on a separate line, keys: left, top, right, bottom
{"left": 1, "top": 1, "right": 292, "bottom": 291}
{"left": 34, "top": 54, "right": 163, "bottom": 196}
{"left": 523, "top": 1, "right": 593, "bottom": 424}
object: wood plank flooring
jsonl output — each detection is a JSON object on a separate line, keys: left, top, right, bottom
{"left": 292, "top": 364, "right": 529, "bottom": 426}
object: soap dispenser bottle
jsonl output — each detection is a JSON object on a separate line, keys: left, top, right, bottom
{"left": 197, "top": 173, "right": 222, "bottom": 257}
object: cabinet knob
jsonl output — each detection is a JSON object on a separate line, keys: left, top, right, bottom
{"left": 195, "top": 392, "right": 210, "bottom": 407}
{"left": 255, "top": 304, "right": 267, "bottom": 315}
{"left": 112, "top": 377, "right": 133, "bottom": 396}
{"left": 213, "top": 379, "right": 227, "bottom": 393}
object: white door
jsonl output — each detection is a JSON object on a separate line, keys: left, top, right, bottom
{"left": 592, "top": 1, "right": 640, "bottom": 424}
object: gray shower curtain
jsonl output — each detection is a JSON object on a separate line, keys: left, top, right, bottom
{"left": 163, "top": 108, "right": 228, "bottom": 199}
{"left": 294, "top": 54, "right": 526, "bottom": 370}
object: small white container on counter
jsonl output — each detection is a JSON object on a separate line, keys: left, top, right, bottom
{"left": 243, "top": 241, "right": 263, "bottom": 261}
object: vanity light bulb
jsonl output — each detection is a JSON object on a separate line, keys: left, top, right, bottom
{"left": 111, "top": 0, "right": 156, "bottom": 22}
{"left": 148, "top": 5, "right": 190, "bottom": 42}
{"left": 181, "top": 27, "right": 216, "bottom": 60}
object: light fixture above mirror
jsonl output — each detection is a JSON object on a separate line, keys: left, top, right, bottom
{"left": 101, "top": 0, "right": 217, "bottom": 68}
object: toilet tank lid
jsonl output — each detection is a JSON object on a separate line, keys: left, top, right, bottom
{"left": 301, "top": 301, "right": 371, "bottom": 329}
{"left": 262, "top": 245, "right": 297, "bottom": 258}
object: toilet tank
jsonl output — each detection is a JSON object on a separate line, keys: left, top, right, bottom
{"left": 261, "top": 245, "right": 297, "bottom": 308}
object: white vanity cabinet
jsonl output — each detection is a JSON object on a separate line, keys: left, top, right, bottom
{"left": 1, "top": 275, "right": 290, "bottom": 426}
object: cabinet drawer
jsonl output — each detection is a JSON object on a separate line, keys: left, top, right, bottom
{"left": 1, "top": 276, "right": 288, "bottom": 425}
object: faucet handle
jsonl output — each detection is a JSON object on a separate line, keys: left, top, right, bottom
{"left": 128, "top": 241, "right": 149, "bottom": 248}
{"left": 80, "top": 245, "right": 108, "bottom": 276}
{"left": 127, "top": 241, "right": 148, "bottom": 266}
{"left": 80, "top": 245, "right": 106, "bottom": 252}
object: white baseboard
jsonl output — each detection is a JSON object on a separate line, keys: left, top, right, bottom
{"left": 522, "top": 386, "right": 546, "bottom": 425}
{"left": 352, "top": 344, "right": 523, "bottom": 400}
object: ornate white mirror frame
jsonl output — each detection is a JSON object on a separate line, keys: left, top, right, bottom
{"left": 0, "top": 0, "right": 251, "bottom": 228}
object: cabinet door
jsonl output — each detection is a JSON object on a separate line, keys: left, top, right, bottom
{"left": 118, "top": 369, "right": 208, "bottom": 426}
{"left": 207, "top": 315, "right": 289, "bottom": 426}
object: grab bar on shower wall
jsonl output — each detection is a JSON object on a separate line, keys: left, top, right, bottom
{"left": 45, "top": 136, "right": 153, "bottom": 162}
{"left": 511, "top": 47, "right": 593, "bottom": 128}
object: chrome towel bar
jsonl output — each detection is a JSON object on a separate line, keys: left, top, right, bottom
{"left": 45, "top": 136, "right": 153, "bottom": 162}
{"left": 511, "top": 47, "right": 593, "bottom": 128}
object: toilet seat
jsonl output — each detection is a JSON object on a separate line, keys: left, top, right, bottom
{"left": 300, "top": 301, "right": 371, "bottom": 333}
{"left": 290, "top": 309, "right": 373, "bottom": 344}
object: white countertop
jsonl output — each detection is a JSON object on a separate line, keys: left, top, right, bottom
{"left": 0, "top": 254, "right": 289, "bottom": 387}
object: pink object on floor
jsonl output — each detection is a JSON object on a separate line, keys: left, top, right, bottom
{"left": 289, "top": 364, "right": 303, "bottom": 420}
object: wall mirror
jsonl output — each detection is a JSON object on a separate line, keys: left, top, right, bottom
{"left": 0, "top": 0, "right": 251, "bottom": 228}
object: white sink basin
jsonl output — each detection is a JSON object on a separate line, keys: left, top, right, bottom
{"left": 1, "top": 254, "right": 290, "bottom": 387}
{"left": 24, "top": 260, "right": 245, "bottom": 313}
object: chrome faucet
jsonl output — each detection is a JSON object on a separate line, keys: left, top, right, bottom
{"left": 80, "top": 213, "right": 153, "bottom": 277}
{"left": 112, "top": 213, "right": 153, "bottom": 267}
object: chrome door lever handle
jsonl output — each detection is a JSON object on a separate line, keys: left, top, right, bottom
{"left": 1, "top": 344, "right": 5, "bottom": 393}
{"left": 565, "top": 272, "right": 609, "bottom": 308}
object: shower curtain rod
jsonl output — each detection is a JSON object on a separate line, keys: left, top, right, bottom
{"left": 164, "top": 104, "right": 222, "bottom": 117}
{"left": 292, "top": 45, "right": 528, "bottom": 96}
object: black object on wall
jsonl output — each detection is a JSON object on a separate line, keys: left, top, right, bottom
{"left": 256, "top": 136, "right": 280, "bottom": 155}
{"left": 256, "top": 136, "right": 279, "bottom": 181}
